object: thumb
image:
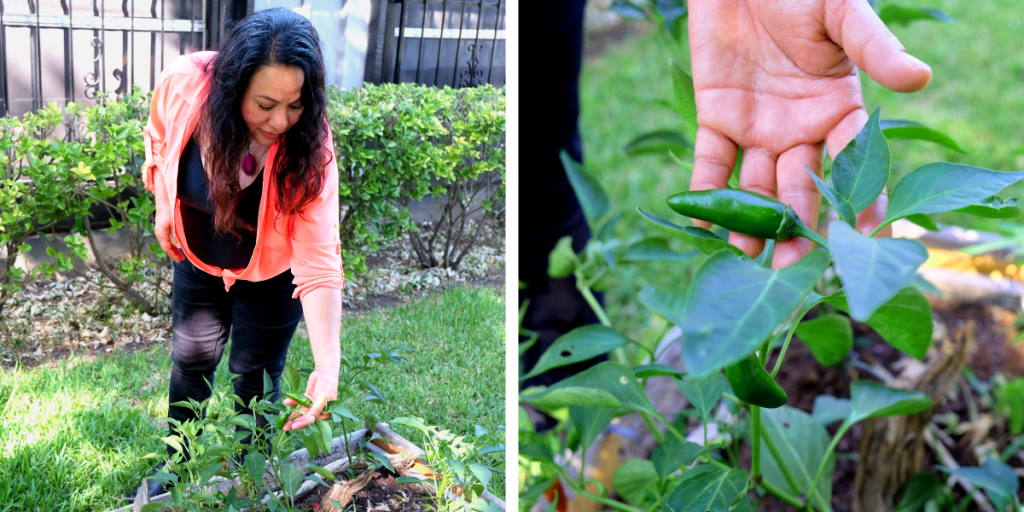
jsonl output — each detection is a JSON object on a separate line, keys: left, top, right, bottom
{"left": 828, "top": 0, "right": 932, "bottom": 93}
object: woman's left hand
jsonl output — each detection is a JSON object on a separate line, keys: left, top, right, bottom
{"left": 281, "top": 367, "right": 339, "bottom": 431}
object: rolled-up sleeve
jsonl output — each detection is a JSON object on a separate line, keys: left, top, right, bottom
{"left": 290, "top": 125, "right": 344, "bottom": 300}
{"left": 142, "top": 71, "right": 173, "bottom": 193}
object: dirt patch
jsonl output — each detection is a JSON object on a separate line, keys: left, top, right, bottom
{"left": 753, "top": 298, "right": 1023, "bottom": 511}
{"left": 294, "top": 466, "right": 438, "bottom": 512}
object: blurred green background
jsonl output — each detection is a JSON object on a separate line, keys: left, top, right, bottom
{"left": 575, "top": 0, "right": 1024, "bottom": 353}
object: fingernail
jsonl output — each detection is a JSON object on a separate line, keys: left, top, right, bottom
{"left": 308, "top": 415, "right": 316, "bottom": 423}
{"left": 901, "top": 52, "right": 929, "bottom": 71}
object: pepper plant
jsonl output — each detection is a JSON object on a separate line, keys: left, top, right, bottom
{"left": 142, "top": 344, "right": 409, "bottom": 511}
{"left": 519, "top": 107, "right": 1024, "bottom": 509}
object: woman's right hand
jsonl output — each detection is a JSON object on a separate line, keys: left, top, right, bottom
{"left": 155, "top": 202, "right": 185, "bottom": 263}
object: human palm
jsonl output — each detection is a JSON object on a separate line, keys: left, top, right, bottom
{"left": 687, "top": 0, "right": 932, "bottom": 267}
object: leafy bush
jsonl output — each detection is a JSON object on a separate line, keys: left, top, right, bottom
{"left": 0, "top": 89, "right": 164, "bottom": 320}
{"left": 326, "top": 83, "right": 505, "bottom": 273}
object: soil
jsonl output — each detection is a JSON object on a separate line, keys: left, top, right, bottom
{"left": 293, "top": 466, "right": 439, "bottom": 512}
{"left": 750, "top": 298, "right": 1024, "bottom": 511}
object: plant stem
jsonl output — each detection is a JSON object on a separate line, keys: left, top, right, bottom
{"left": 793, "top": 221, "right": 829, "bottom": 248}
{"left": 553, "top": 465, "right": 644, "bottom": 512}
{"left": 761, "top": 418, "right": 801, "bottom": 498}
{"left": 806, "top": 420, "right": 851, "bottom": 511}
{"left": 576, "top": 273, "right": 612, "bottom": 327}
{"left": 770, "top": 322, "right": 800, "bottom": 378}
{"left": 751, "top": 407, "right": 761, "bottom": 483}
{"left": 640, "top": 412, "right": 665, "bottom": 445}
{"left": 652, "top": 411, "right": 686, "bottom": 445}
{"left": 869, "top": 222, "right": 892, "bottom": 238}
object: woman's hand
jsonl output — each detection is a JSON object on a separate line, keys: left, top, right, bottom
{"left": 153, "top": 177, "right": 186, "bottom": 263}
{"left": 281, "top": 367, "right": 339, "bottom": 431}
{"left": 688, "top": 0, "right": 930, "bottom": 267}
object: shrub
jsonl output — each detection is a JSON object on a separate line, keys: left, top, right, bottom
{"left": 326, "top": 83, "right": 505, "bottom": 273}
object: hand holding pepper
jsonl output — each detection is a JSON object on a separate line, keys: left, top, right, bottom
{"left": 687, "top": 0, "right": 928, "bottom": 267}
{"left": 280, "top": 368, "right": 337, "bottom": 431}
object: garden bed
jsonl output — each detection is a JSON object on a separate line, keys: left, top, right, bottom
{"left": 120, "top": 423, "right": 506, "bottom": 512}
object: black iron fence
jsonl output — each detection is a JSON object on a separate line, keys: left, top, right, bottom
{"left": 0, "top": 0, "right": 214, "bottom": 118}
{"left": 367, "top": 0, "right": 504, "bottom": 88}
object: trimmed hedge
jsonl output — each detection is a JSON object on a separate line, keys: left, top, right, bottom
{"left": 0, "top": 83, "right": 505, "bottom": 318}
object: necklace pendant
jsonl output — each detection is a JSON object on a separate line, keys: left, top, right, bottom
{"left": 242, "top": 153, "right": 256, "bottom": 176}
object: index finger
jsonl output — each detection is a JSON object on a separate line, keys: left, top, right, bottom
{"left": 306, "top": 393, "right": 327, "bottom": 424}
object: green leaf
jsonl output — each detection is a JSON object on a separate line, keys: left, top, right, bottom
{"left": 831, "top": 108, "right": 890, "bottom": 213}
{"left": 622, "top": 238, "right": 695, "bottom": 263}
{"left": 570, "top": 406, "right": 620, "bottom": 452}
{"left": 632, "top": 364, "right": 686, "bottom": 379}
{"left": 525, "top": 325, "right": 629, "bottom": 379}
{"left": 755, "top": 239, "right": 775, "bottom": 268}
{"left": 263, "top": 369, "right": 273, "bottom": 395}
{"left": 160, "top": 436, "right": 185, "bottom": 455}
{"left": 885, "top": 164, "right": 1024, "bottom": 223}
{"left": 305, "top": 465, "right": 336, "bottom": 482}
{"left": 638, "top": 208, "right": 743, "bottom": 256}
{"left": 955, "top": 196, "right": 1023, "bottom": 219}
{"left": 812, "top": 395, "right": 852, "bottom": 427}
{"left": 612, "top": 459, "right": 659, "bottom": 506}
{"left": 548, "top": 236, "right": 578, "bottom": 279}
{"left": 849, "top": 381, "right": 932, "bottom": 423}
{"left": 624, "top": 130, "right": 693, "bottom": 156}
{"left": 759, "top": 406, "right": 834, "bottom": 511}
{"left": 892, "top": 473, "right": 948, "bottom": 512}
{"left": 663, "top": 466, "right": 747, "bottom": 512}
{"left": 880, "top": 120, "right": 966, "bottom": 154}
{"left": 795, "top": 314, "right": 853, "bottom": 367}
{"left": 521, "top": 362, "right": 655, "bottom": 413}
{"left": 281, "top": 465, "right": 304, "bottom": 496}
{"left": 808, "top": 165, "right": 857, "bottom": 226}
{"left": 938, "top": 456, "right": 1019, "bottom": 511}
{"left": 824, "top": 286, "right": 933, "bottom": 360}
{"left": 369, "top": 451, "right": 396, "bottom": 473}
{"left": 652, "top": 439, "right": 714, "bottom": 479}
{"left": 675, "top": 372, "right": 728, "bottom": 420}
{"left": 561, "top": 150, "right": 609, "bottom": 224}
{"left": 995, "top": 378, "right": 1024, "bottom": 435}
{"left": 682, "top": 250, "right": 830, "bottom": 376}
{"left": 879, "top": 6, "right": 954, "bottom": 26}
{"left": 637, "top": 286, "right": 684, "bottom": 327}
{"left": 396, "top": 476, "right": 422, "bottom": 484}
{"left": 906, "top": 214, "right": 940, "bottom": 231}
{"left": 827, "top": 222, "right": 928, "bottom": 322}
{"left": 316, "top": 419, "right": 333, "bottom": 453}
{"left": 669, "top": 59, "right": 698, "bottom": 139}
{"left": 468, "top": 462, "right": 492, "bottom": 490}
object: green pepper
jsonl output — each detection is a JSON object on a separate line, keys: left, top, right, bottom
{"left": 724, "top": 354, "right": 788, "bottom": 409}
{"left": 285, "top": 392, "right": 313, "bottom": 407}
{"left": 667, "top": 189, "right": 828, "bottom": 246}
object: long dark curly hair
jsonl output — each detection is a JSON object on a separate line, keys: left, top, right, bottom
{"left": 196, "top": 7, "right": 331, "bottom": 239}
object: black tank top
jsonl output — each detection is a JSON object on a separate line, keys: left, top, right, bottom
{"left": 177, "top": 134, "right": 263, "bottom": 269}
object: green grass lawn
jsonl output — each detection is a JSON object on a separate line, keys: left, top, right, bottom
{"left": 0, "top": 285, "right": 505, "bottom": 511}
{"left": 577, "top": 0, "right": 1024, "bottom": 348}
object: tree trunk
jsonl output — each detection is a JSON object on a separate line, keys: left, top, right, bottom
{"left": 853, "top": 320, "right": 975, "bottom": 512}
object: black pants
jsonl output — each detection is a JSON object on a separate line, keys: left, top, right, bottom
{"left": 519, "top": 0, "right": 606, "bottom": 390}
{"left": 166, "top": 258, "right": 304, "bottom": 460}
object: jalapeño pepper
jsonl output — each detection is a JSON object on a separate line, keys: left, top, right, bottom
{"left": 724, "top": 354, "right": 788, "bottom": 409}
{"left": 667, "top": 189, "right": 828, "bottom": 246}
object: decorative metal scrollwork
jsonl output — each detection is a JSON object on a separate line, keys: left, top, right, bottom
{"left": 83, "top": 38, "right": 103, "bottom": 99}
{"left": 458, "top": 43, "right": 485, "bottom": 88}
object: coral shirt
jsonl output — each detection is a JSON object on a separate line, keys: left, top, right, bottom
{"left": 141, "top": 51, "right": 344, "bottom": 300}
